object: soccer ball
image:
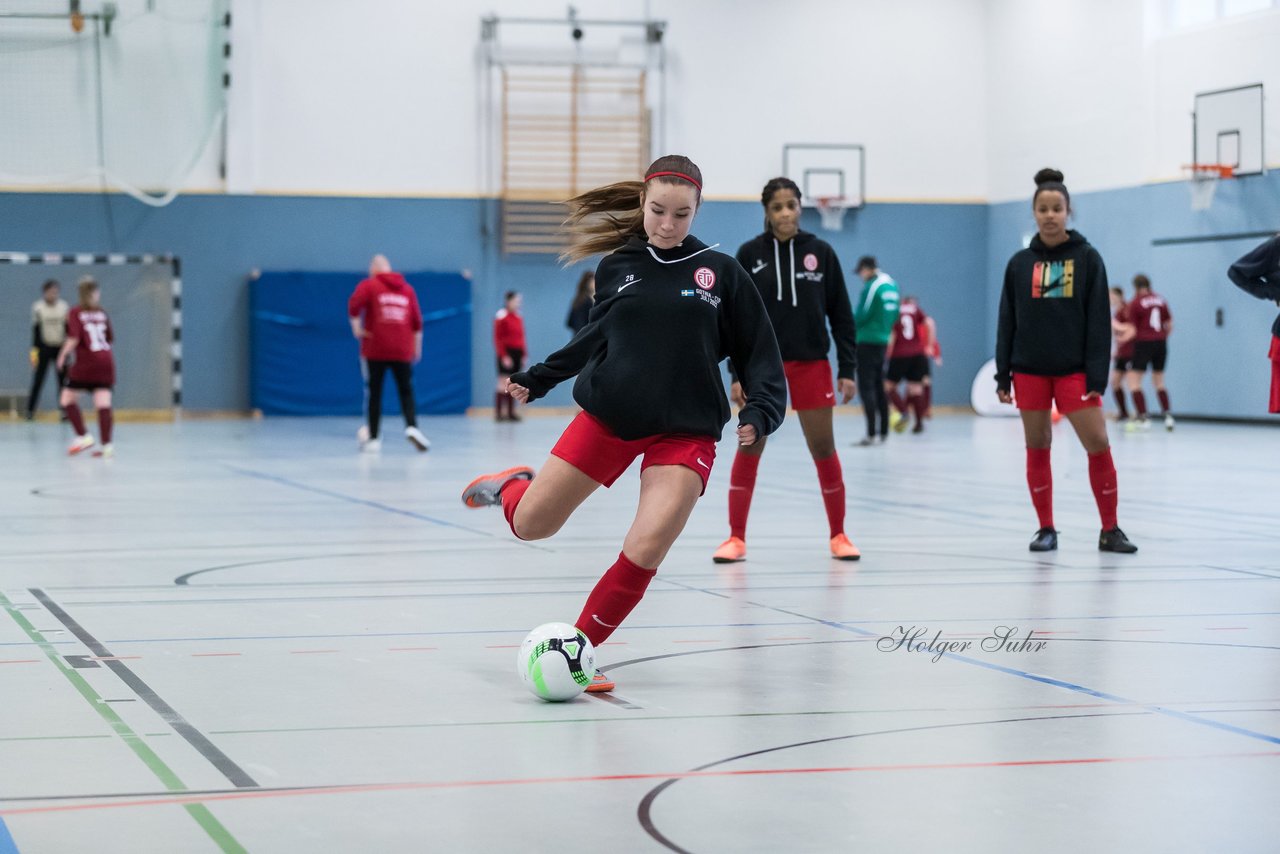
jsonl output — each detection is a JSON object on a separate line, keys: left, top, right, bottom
{"left": 516, "top": 622, "right": 595, "bottom": 702}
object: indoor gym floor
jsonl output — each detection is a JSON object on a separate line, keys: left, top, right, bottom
{"left": 0, "top": 412, "right": 1277, "bottom": 853}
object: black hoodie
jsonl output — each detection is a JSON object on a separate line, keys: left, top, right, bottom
{"left": 1227, "top": 234, "right": 1280, "bottom": 338}
{"left": 733, "top": 230, "right": 857, "bottom": 378}
{"left": 996, "top": 230, "right": 1110, "bottom": 394}
{"left": 513, "top": 235, "right": 787, "bottom": 442}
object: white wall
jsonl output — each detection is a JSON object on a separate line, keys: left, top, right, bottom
{"left": 985, "top": 0, "right": 1280, "bottom": 202}
{"left": 228, "top": 0, "right": 989, "bottom": 201}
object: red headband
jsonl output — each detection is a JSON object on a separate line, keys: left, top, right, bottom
{"left": 644, "top": 171, "right": 701, "bottom": 192}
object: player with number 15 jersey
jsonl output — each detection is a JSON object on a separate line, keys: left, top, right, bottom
{"left": 65, "top": 302, "right": 115, "bottom": 390}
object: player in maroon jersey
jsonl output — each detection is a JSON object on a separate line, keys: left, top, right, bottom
{"left": 885, "top": 296, "right": 931, "bottom": 433}
{"left": 921, "top": 314, "right": 941, "bottom": 419}
{"left": 349, "top": 254, "right": 429, "bottom": 453}
{"left": 1125, "top": 274, "right": 1174, "bottom": 431}
{"left": 55, "top": 278, "right": 115, "bottom": 458}
{"left": 493, "top": 291, "right": 527, "bottom": 422}
{"left": 1109, "top": 287, "right": 1135, "bottom": 421}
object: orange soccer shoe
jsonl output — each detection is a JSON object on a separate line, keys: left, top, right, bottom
{"left": 461, "top": 466, "right": 535, "bottom": 508}
{"left": 585, "top": 670, "right": 615, "bottom": 693}
{"left": 712, "top": 536, "right": 747, "bottom": 564}
{"left": 830, "top": 533, "right": 861, "bottom": 561}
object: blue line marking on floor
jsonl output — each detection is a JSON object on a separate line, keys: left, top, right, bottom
{"left": 0, "top": 815, "right": 21, "bottom": 854}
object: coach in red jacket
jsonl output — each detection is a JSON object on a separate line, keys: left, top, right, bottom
{"left": 348, "top": 255, "right": 430, "bottom": 452}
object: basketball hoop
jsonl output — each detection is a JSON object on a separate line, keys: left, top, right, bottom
{"left": 1183, "top": 164, "right": 1234, "bottom": 211}
{"left": 816, "top": 196, "right": 849, "bottom": 232}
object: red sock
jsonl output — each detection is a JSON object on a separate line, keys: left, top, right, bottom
{"left": 494, "top": 392, "right": 506, "bottom": 418}
{"left": 813, "top": 453, "right": 845, "bottom": 538}
{"left": 575, "top": 552, "right": 656, "bottom": 646}
{"left": 909, "top": 392, "right": 927, "bottom": 425}
{"left": 64, "top": 402, "right": 86, "bottom": 436}
{"left": 1087, "top": 448, "right": 1118, "bottom": 530}
{"left": 1132, "top": 390, "right": 1147, "bottom": 416}
{"left": 888, "top": 388, "right": 907, "bottom": 414}
{"left": 922, "top": 384, "right": 932, "bottom": 414}
{"left": 1026, "top": 447, "right": 1053, "bottom": 529}
{"left": 1157, "top": 389, "right": 1170, "bottom": 413}
{"left": 728, "top": 451, "right": 761, "bottom": 540}
{"left": 1112, "top": 388, "right": 1129, "bottom": 418}
{"left": 500, "top": 477, "right": 533, "bottom": 540}
{"left": 97, "top": 408, "right": 113, "bottom": 445}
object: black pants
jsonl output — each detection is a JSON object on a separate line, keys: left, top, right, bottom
{"left": 366, "top": 360, "right": 417, "bottom": 439}
{"left": 856, "top": 343, "right": 889, "bottom": 438}
{"left": 28, "top": 345, "right": 65, "bottom": 417}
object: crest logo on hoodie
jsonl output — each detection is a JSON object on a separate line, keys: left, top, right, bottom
{"left": 694, "top": 267, "right": 716, "bottom": 290}
{"left": 803, "top": 253, "right": 818, "bottom": 272}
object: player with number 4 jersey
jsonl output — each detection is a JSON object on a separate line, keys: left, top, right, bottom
{"left": 57, "top": 278, "right": 116, "bottom": 457}
{"left": 1125, "top": 274, "right": 1174, "bottom": 431}
{"left": 886, "top": 296, "right": 931, "bottom": 434}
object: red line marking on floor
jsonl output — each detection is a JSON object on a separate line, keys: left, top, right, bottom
{"left": 89, "top": 656, "right": 142, "bottom": 662}
{"left": 387, "top": 647, "right": 438, "bottom": 652}
{"left": 672, "top": 640, "right": 719, "bottom": 644}
{"left": 289, "top": 650, "right": 340, "bottom": 655}
{"left": 0, "top": 659, "right": 40, "bottom": 665}
{"left": 1206, "top": 627, "right": 1247, "bottom": 631}
{"left": 5, "top": 751, "right": 1277, "bottom": 817}
{"left": 190, "top": 653, "right": 241, "bottom": 658}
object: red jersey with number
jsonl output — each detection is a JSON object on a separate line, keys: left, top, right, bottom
{"left": 889, "top": 302, "right": 928, "bottom": 358}
{"left": 347, "top": 272, "right": 423, "bottom": 362}
{"left": 1128, "top": 292, "right": 1171, "bottom": 342}
{"left": 66, "top": 307, "right": 115, "bottom": 386}
{"left": 1114, "top": 304, "right": 1135, "bottom": 358}
{"left": 494, "top": 309, "right": 526, "bottom": 356}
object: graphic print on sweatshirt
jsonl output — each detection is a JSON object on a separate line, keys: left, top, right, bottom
{"left": 1032, "top": 260, "right": 1074, "bottom": 299}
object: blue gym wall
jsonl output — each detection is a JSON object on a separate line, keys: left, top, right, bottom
{"left": 4, "top": 180, "right": 1275, "bottom": 418}
{"left": 0, "top": 192, "right": 988, "bottom": 413}
{"left": 986, "top": 171, "right": 1280, "bottom": 420}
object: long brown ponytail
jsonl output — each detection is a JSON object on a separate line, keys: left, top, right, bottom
{"left": 560, "top": 154, "right": 703, "bottom": 264}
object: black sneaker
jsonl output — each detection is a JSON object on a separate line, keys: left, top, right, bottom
{"left": 855, "top": 436, "right": 876, "bottom": 447}
{"left": 1029, "top": 528, "right": 1058, "bottom": 552}
{"left": 1098, "top": 527, "right": 1138, "bottom": 553}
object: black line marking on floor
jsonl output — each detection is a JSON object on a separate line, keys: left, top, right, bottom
{"left": 602, "top": 639, "right": 866, "bottom": 673}
{"left": 1203, "top": 564, "right": 1280, "bottom": 580}
{"left": 28, "top": 588, "right": 259, "bottom": 789}
{"left": 588, "top": 692, "right": 643, "bottom": 711}
{"left": 635, "top": 711, "right": 1148, "bottom": 853}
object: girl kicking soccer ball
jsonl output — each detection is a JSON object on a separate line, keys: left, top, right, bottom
{"left": 461, "top": 155, "right": 786, "bottom": 693}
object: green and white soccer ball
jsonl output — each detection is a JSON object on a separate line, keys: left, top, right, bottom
{"left": 517, "top": 622, "right": 596, "bottom": 702}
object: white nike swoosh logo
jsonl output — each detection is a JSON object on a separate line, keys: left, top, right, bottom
{"left": 751, "top": 262, "right": 767, "bottom": 273}
{"left": 696, "top": 458, "right": 710, "bottom": 469}
{"left": 619, "top": 280, "right": 640, "bottom": 292}
{"left": 1033, "top": 486, "right": 1050, "bottom": 493}
{"left": 825, "top": 392, "right": 834, "bottom": 399}
{"left": 591, "top": 614, "right": 619, "bottom": 628}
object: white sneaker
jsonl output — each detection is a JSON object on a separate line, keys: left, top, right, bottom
{"left": 1139, "top": 417, "right": 1152, "bottom": 431}
{"left": 360, "top": 438, "right": 381, "bottom": 453}
{"left": 357, "top": 425, "right": 370, "bottom": 445}
{"left": 92, "top": 443, "right": 114, "bottom": 459}
{"left": 405, "top": 426, "right": 430, "bottom": 452}
{"left": 1164, "top": 413, "right": 1175, "bottom": 432}
{"left": 67, "top": 435, "right": 96, "bottom": 456}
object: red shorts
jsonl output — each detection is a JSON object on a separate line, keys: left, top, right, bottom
{"left": 1269, "top": 336, "right": 1279, "bottom": 414}
{"left": 1012, "top": 372, "right": 1101, "bottom": 415}
{"left": 550, "top": 412, "right": 718, "bottom": 495}
{"left": 783, "top": 360, "right": 836, "bottom": 410}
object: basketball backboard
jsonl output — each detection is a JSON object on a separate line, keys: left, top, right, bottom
{"left": 1193, "top": 83, "right": 1264, "bottom": 176}
{"left": 782, "top": 143, "right": 865, "bottom": 209}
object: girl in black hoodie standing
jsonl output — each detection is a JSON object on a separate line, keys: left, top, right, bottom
{"left": 461, "top": 155, "right": 787, "bottom": 693}
{"left": 714, "top": 177, "right": 861, "bottom": 564}
{"left": 995, "top": 169, "right": 1137, "bottom": 554}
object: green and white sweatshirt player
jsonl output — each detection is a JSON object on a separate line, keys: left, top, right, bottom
{"left": 854, "top": 271, "right": 900, "bottom": 345}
